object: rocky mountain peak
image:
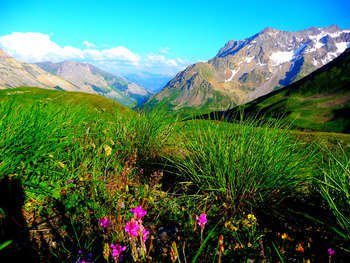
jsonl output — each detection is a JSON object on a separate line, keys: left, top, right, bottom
{"left": 261, "top": 27, "right": 281, "bottom": 34}
{"left": 146, "top": 25, "right": 350, "bottom": 112}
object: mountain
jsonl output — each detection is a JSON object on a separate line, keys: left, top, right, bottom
{"left": 202, "top": 48, "right": 350, "bottom": 133}
{"left": 125, "top": 72, "right": 173, "bottom": 93}
{"left": 0, "top": 48, "right": 79, "bottom": 92}
{"left": 144, "top": 25, "right": 350, "bottom": 113}
{"left": 36, "top": 61, "right": 152, "bottom": 106}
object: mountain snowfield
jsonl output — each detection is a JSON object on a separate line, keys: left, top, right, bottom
{"left": 145, "top": 25, "right": 350, "bottom": 112}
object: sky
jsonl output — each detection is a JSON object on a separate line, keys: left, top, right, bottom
{"left": 1, "top": 0, "right": 350, "bottom": 76}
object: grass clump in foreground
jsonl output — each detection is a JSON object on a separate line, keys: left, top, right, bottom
{"left": 168, "top": 119, "right": 318, "bottom": 212}
{"left": 1, "top": 88, "right": 350, "bottom": 262}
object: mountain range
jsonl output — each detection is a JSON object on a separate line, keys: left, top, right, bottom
{"left": 0, "top": 48, "right": 152, "bottom": 107}
{"left": 36, "top": 61, "right": 152, "bottom": 106}
{"left": 0, "top": 48, "right": 78, "bottom": 92}
{"left": 201, "top": 47, "right": 350, "bottom": 133}
{"left": 144, "top": 25, "right": 350, "bottom": 113}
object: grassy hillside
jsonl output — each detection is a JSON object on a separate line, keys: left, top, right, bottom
{"left": 203, "top": 48, "right": 350, "bottom": 133}
{"left": 0, "top": 87, "right": 130, "bottom": 114}
{"left": 1, "top": 87, "right": 350, "bottom": 262}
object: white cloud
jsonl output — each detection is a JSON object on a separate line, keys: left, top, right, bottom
{"left": 143, "top": 53, "right": 191, "bottom": 75}
{"left": 159, "top": 47, "right": 170, "bottom": 54}
{"left": 101, "top": 47, "right": 140, "bottom": 64}
{"left": 0, "top": 32, "right": 140, "bottom": 64}
{"left": 146, "top": 54, "right": 189, "bottom": 67}
{"left": 82, "top": 40, "right": 96, "bottom": 48}
{"left": 0, "top": 32, "right": 191, "bottom": 75}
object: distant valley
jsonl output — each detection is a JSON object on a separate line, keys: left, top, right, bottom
{"left": 125, "top": 72, "right": 172, "bottom": 93}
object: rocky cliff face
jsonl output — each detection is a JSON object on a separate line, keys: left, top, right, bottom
{"left": 36, "top": 61, "right": 152, "bottom": 106}
{"left": 0, "top": 48, "right": 78, "bottom": 92}
{"left": 146, "top": 25, "right": 350, "bottom": 111}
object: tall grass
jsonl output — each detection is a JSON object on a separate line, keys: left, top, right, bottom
{"left": 168, "top": 118, "right": 318, "bottom": 211}
{"left": 114, "top": 108, "right": 178, "bottom": 164}
{"left": 0, "top": 100, "right": 88, "bottom": 181}
{"left": 318, "top": 147, "right": 350, "bottom": 240}
{"left": 0, "top": 98, "right": 177, "bottom": 187}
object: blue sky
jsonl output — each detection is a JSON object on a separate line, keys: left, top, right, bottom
{"left": 1, "top": 0, "right": 350, "bottom": 76}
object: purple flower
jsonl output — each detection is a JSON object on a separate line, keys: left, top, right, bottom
{"left": 110, "top": 243, "right": 127, "bottom": 260}
{"left": 99, "top": 216, "right": 111, "bottom": 228}
{"left": 196, "top": 213, "right": 207, "bottom": 228}
{"left": 130, "top": 206, "right": 147, "bottom": 220}
{"left": 328, "top": 248, "right": 335, "bottom": 255}
{"left": 125, "top": 219, "right": 140, "bottom": 237}
{"left": 142, "top": 228, "right": 149, "bottom": 241}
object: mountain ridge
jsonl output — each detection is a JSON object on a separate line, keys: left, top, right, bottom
{"left": 36, "top": 60, "right": 153, "bottom": 106}
{"left": 0, "top": 47, "right": 81, "bottom": 92}
{"left": 144, "top": 25, "right": 350, "bottom": 112}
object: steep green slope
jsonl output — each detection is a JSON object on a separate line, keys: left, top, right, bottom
{"left": 203, "top": 48, "right": 350, "bottom": 133}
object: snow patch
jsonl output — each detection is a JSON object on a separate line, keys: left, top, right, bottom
{"left": 257, "top": 62, "right": 266, "bottom": 67}
{"left": 336, "top": 42, "right": 350, "bottom": 54}
{"left": 315, "top": 42, "right": 324, "bottom": 49}
{"left": 225, "top": 69, "right": 239, "bottom": 82}
{"left": 270, "top": 51, "right": 294, "bottom": 66}
{"left": 329, "top": 30, "right": 350, "bottom": 38}
{"left": 327, "top": 52, "right": 338, "bottom": 61}
{"left": 308, "top": 30, "right": 350, "bottom": 52}
{"left": 245, "top": 56, "right": 254, "bottom": 63}
{"left": 305, "top": 46, "right": 317, "bottom": 53}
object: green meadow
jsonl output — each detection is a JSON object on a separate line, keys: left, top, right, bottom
{"left": 0, "top": 87, "right": 349, "bottom": 262}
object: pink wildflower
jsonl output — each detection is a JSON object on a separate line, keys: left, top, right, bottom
{"left": 125, "top": 219, "right": 140, "bottom": 237}
{"left": 130, "top": 206, "right": 147, "bottom": 220}
{"left": 99, "top": 217, "right": 111, "bottom": 229}
{"left": 110, "top": 243, "right": 127, "bottom": 260}
{"left": 142, "top": 228, "right": 150, "bottom": 241}
{"left": 328, "top": 248, "right": 335, "bottom": 255}
{"left": 196, "top": 213, "right": 207, "bottom": 228}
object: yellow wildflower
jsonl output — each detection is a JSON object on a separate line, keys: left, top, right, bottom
{"left": 103, "top": 242, "right": 109, "bottom": 260}
{"left": 103, "top": 145, "right": 112, "bottom": 156}
{"left": 58, "top": 161, "right": 65, "bottom": 168}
